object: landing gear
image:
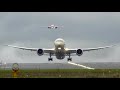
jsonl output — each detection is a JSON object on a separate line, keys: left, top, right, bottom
{"left": 48, "top": 58, "right": 53, "bottom": 61}
{"left": 67, "top": 53, "right": 72, "bottom": 61}
{"left": 67, "top": 58, "right": 72, "bottom": 61}
{"left": 48, "top": 53, "right": 53, "bottom": 61}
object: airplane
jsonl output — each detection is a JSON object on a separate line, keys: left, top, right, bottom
{"left": 40, "top": 24, "right": 64, "bottom": 29}
{"left": 0, "top": 60, "right": 6, "bottom": 66}
{"left": 0, "top": 61, "right": 12, "bottom": 69}
{"left": 5, "top": 38, "right": 115, "bottom": 61}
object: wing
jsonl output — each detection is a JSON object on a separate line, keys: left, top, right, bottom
{"left": 65, "top": 49, "right": 77, "bottom": 56}
{"left": 65, "top": 44, "right": 116, "bottom": 55}
{"left": 56, "top": 26, "right": 64, "bottom": 28}
{"left": 5, "top": 45, "right": 55, "bottom": 56}
{"left": 82, "top": 44, "right": 116, "bottom": 52}
{"left": 6, "top": 45, "right": 38, "bottom": 51}
{"left": 39, "top": 26, "right": 48, "bottom": 27}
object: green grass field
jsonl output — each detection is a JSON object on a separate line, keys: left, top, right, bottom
{"left": 1, "top": 69, "right": 120, "bottom": 78}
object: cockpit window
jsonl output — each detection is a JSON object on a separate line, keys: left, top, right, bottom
{"left": 54, "top": 38, "right": 65, "bottom": 44}
{"left": 58, "top": 40, "right": 63, "bottom": 42}
{"left": 56, "top": 39, "right": 64, "bottom": 43}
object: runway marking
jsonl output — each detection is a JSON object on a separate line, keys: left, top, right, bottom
{"left": 68, "top": 62, "right": 95, "bottom": 70}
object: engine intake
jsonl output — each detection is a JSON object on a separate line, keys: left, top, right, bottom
{"left": 76, "top": 49, "right": 83, "bottom": 56}
{"left": 37, "top": 49, "right": 44, "bottom": 56}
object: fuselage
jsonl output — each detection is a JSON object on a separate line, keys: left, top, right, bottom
{"left": 48, "top": 25, "right": 57, "bottom": 29}
{"left": 54, "top": 38, "right": 66, "bottom": 59}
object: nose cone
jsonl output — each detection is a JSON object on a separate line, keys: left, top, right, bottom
{"left": 54, "top": 38, "right": 65, "bottom": 47}
{"left": 55, "top": 42, "right": 65, "bottom": 48}
{"left": 55, "top": 42, "right": 64, "bottom": 46}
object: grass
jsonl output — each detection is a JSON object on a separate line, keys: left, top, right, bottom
{"left": 1, "top": 69, "right": 120, "bottom": 78}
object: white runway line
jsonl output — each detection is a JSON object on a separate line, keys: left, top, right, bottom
{"left": 68, "top": 62, "right": 95, "bottom": 70}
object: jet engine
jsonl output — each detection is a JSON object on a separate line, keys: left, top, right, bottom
{"left": 37, "top": 49, "right": 44, "bottom": 56}
{"left": 76, "top": 49, "right": 83, "bottom": 56}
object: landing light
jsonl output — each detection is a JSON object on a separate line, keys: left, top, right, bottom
{"left": 58, "top": 47, "right": 61, "bottom": 50}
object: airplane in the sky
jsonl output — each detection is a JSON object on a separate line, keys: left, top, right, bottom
{"left": 5, "top": 38, "right": 115, "bottom": 61}
{"left": 40, "top": 24, "right": 64, "bottom": 29}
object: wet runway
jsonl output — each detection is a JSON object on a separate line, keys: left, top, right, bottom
{"left": 1, "top": 62, "right": 120, "bottom": 69}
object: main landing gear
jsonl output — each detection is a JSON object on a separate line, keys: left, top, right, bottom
{"left": 48, "top": 53, "right": 53, "bottom": 61}
{"left": 67, "top": 53, "right": 72, "bottom": 61}
{"left": 48, "top": 58, "right": 53, "bottom": 61}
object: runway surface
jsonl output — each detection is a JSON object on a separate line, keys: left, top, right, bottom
{"left": 1, "top": 62, "right": 120, "bottom": 69}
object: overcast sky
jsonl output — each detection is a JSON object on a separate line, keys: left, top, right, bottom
{"left": 0, "top": 12, "right": 120, "bottom": 63}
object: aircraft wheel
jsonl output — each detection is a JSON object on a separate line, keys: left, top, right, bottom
{"left": 48, "top": 58, "right": 53, "bottom": 61}
{"left": 67, "top": 58, "right": 72, "bottom": 61}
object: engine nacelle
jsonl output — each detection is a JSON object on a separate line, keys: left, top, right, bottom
{"left": 37, "top": 49, "right": 44, "bottom": 56}
{"left": 76, "top": 49, "right": 83, "bottom": 56}
{"left": 55, "top": 27, "right": 58, "bottom": 29}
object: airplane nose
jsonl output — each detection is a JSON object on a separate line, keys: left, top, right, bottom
{"left": 56, "top": 42, "right": 63, "bottom": 46}
{"left": 54, "top": 41, "right": 65, "bottom": 46}
{"left": 57, "top": 42, "right": 61, "bottom": 45}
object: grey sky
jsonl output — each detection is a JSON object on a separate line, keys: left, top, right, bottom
{"left": 0, "top": 12, "right": 120, "bottom": 63}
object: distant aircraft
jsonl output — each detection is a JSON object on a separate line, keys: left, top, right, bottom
{"left": 6, "top": 38, "right": 115, "bottom": 61}
{"left": 0, "top": 61, "right": 6, "bottom": 66}
{"left": 0, "top": 60, "right": 11, "bottom": 69}
{"left": 0, "top": 60, "right": 6, "bottom": 67}
{"left": 40, "top": 24, "right": 64, "bottom": 29}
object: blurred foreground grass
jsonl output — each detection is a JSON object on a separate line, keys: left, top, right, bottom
{"left": 0, "top": 69, "right": 120, "bottom": 78}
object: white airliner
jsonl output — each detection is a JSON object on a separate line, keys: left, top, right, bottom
{"left": 40, "top": 24, "right": 64, "bottom": 29}
{"left": 6, "top": 38, "right": 115, "bottom": 61}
